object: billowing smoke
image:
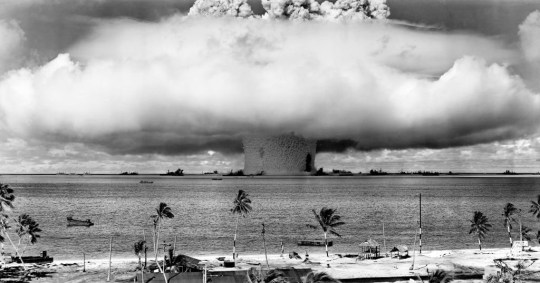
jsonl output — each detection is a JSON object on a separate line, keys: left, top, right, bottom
{"left": 261, "top": 0, "right": 390, "bottom": 21}
{"left": 0, "top": 11, "right": 539, "bottom": 156}
{"left": 188, "top": 0, "right": 254, "bottom": 18}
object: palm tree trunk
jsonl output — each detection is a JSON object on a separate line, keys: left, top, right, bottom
{"left": 324, "top": 232, "right": 328, "bottom": 257}
{"left": 233, "top": 214, "right": 239, "bottom": 264}
{"left": 3, "top": 229, "right": 25, "bottom": 270}
{"left": 507, "top": 223, "right": 513, "bottom": 248}
{"left": 477, "top": 236, "right": 482, "bottom": 251}
{"left": 154, "top": 221, "right": 168, "bottom": 283}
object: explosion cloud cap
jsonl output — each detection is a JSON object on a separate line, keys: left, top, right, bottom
{"left": 0, "top": 1, "right": 539, "bottom": 156}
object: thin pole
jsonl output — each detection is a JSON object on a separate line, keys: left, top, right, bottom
{"left": 107, "top": 236, "right": 113, "bottom": 281}
{"left": 409, "top": 230, "right": 417, "bottom": 271}
{"left": 280, "top": 241, "right": 284, "bottom": 258}
{"left": 419, "top": 193, "right": 422, "bottom": 254}
{"left": 383, "top": 222, "right": 387, "bottom": 256}
{"left": 173, "top": 235, "right": 177, "bottom": 256}
{"left": 83, "top": 252, "right": 86, "bottom": 272}
{"left": 262, "top": 223, "right": 269, "bottom": 268}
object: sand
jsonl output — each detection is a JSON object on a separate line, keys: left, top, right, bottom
{"left": 2, "top": 247, "right": 540, "bottom": 282}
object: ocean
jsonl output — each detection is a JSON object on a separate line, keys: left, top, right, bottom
{"left": 0, "top": 175, "right": 539, "bottom": 261}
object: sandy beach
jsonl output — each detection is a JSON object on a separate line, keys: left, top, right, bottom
{"left": 2, "top": 247, "right": 539, "bottom": 282}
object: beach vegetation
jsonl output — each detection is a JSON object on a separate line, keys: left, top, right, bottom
{"left": 151, "top": 202, "right": 174, "bottom": 282}
{"left": 231, "top": 189, "right": 252, "bottom": 264}
{"left": 0, "top": 184, "right": 42, "bottom": 270}
{"left": 427, "top": 269, "right": 452, "bottom": 283}
{"left": 529, "top": 195, "right": 540, "bottom": 220}
{"left": 469, "top": 211, "right": 491, "bottom": 251}
{"left": 304, "top": 271, "right": 341, "bottom": 283}
{"left": 133, "top": 240, "right": 146, "bottom": 282}
{"left": 503, "top": 203, "right": 518, "bottom": 247}
{"left": 307, "top": 207, "right": 345, "bottom": 258}
{"left": 15, "top": 214, "right": 42, "bottom": 255}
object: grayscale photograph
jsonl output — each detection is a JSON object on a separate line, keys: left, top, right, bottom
{"left": 1, "top": 0, "right": 540, "bottom": 282}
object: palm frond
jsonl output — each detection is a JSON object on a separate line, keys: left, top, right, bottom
{"left": 232, "top": 190, "right": 252, "bottom": 217}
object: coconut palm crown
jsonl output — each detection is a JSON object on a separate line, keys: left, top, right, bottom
{"left": 231, "top": 190, "right": 252, "bottom": 216}
{"left": 469, "top": 211, "right": 491, "bottom": 250}
{"left": 16, "top": 214, "right": 42, "bottom": 245}
{"left": 530, "top": 195, "right": 540, "bottom": 220}
{"left": 0, "top": 184, "right": 15, "bottom": 213}
{"left": 502, "top": 203, "right": 517, "bottom": 247}
{"left": 231, "top": 190, "right": 252, "bottom": 263}
{"left": 307, "top": 207, "right": 345, "bottom": 237}
{"left": 307, "top": 207, "right": 345, "bottom": 258}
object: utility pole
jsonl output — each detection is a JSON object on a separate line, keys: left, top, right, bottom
{"left": 419, "top": 193, "right": 422, "bottom": 254}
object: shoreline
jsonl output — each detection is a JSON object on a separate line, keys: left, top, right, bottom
{"left": 5, "top": 247, "right": 540, "bottom": 282}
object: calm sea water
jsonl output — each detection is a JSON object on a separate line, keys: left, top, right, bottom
{"left": 0, "top": 175, "right": 539, "bottom": 260}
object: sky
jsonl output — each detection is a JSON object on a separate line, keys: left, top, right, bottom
{"left": 1, "top": 0, "right": 540, "bottom": 174}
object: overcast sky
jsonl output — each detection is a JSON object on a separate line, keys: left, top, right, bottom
{"left": 1, "top": 0, "right": 540, "bottom": 174}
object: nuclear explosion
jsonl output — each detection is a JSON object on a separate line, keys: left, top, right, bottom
{"left": 243, "top": 134, "right": 317, "bottom": 175}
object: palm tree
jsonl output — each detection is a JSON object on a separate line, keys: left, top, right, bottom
{"left": 152, "top": 202, "right": 174, "bottom": 262}
{"left": 427, "top": 269, "right": 452, "bottom": 283}
{"left": 503, "top": 203, "right": 517, "bottom": 247}
{"left": 0, "top": 183, "right": 14, "bottom": 256}
{"left": 304, "top": 272, "right": 341, "bottom": 283}
{"left": 151, "top": 202, "right": 174, "bottom": 282}
{"left": 469, "top": 211, "right": 491, "bottom": 251}
{"left": 15, "top": 214, "right": 42, "bottom": 255}
{"left": 134, "top": 240, "right": 146, "bottom": 283}
{"left": 307, "top": 207, "right": 345, "bottom": 257}
{"left": 0, "top": 184, "right": 15, "bottom": 212}
{"left": 0, "top": 215, "right": 26, "bottom": 269}
{"left": 231, "top": 190, "right": 252, "bottom": 264}
{"left": 530, "top": 195, "right": 540, "bottom": 220}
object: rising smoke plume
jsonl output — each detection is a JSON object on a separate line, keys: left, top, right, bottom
{"left": 188, "top": 0, "right": 254, "bottom": 18}
{"left": 261, "top": 0, "right": 389, "bottom": 21}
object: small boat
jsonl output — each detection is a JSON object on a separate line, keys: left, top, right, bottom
{"left": 297, "top": 240, "right": 333, "bottom": 247}
{"left": 211, "top": 178, "right": 222, "bottom": 181}
{"left": 139, "top": 180, "right": 154, "bottom": 184}
{"left": 67, "top": 216, "right": 94, "bottom": 227}
{"left": 12, "top": 251, "right": 53, "bottom": 264}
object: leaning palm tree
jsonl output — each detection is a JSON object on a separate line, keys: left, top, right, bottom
{"left": 503, "top": 203, "right": 517, "bottom": 247}
{"left": 469, "top": 211, "right": 491, "bottom": 251}
{"left": 0, "top": 183, "right": 14, "bottom": 255}
{"left": 530, "top": 195, "right": 540, "bottom": 220}
{"left": 0, "top": 215, "right": 26, "bottom": 269}
{"left": 231, "top": 190, "right": 252, "bottom": 264}
{"left": 15, "top": 214, "right": 42, "bottom": 256}
{"left": 134, "top": 240, "right": 146, "bottom": 283}
{"left": 304, "top": 271, "right": 341, "bottom": 283}
{"left": 307, "top": 207, "right": 345, "bottom": 257}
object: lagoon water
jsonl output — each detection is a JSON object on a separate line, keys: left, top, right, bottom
{"left": 0, "top": 175, "right": 539, "bottom": 260}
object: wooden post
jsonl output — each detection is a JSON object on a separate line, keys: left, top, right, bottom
{"left": 107, "top": 236, "right": 113, "bottom": 281}
{"left": 83, "top": 252, "right": 86, "bottom": 272}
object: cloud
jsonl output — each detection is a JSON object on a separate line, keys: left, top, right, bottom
{"left": 0, "top": 15, "right": 538, "bottom": 157}
{"left": 0, "top": 20, "right": 26, "bottom": 73}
